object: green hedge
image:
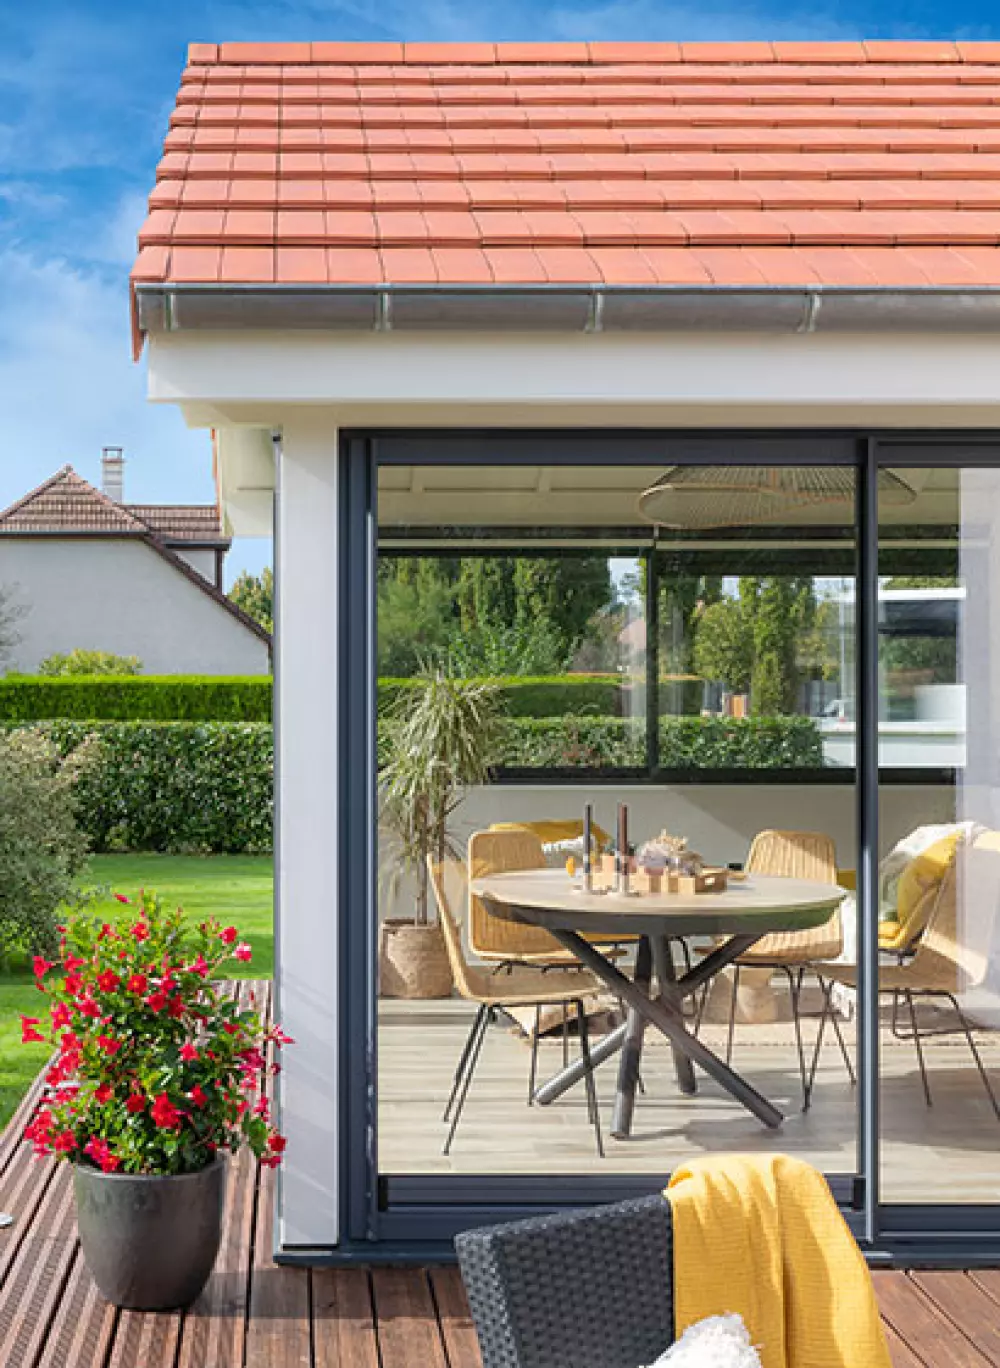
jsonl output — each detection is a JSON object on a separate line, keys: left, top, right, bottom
{"left": 378, "top": 675, "right": 626, "bottom": 718}
{"left": 28, "top": 722, "right": 273, "bottom": 854}
{"left": 13, "top": 712, "right": 821, "bottom": 854}
{"left": 0, "top": 676, "right": 272, "bottom": 723}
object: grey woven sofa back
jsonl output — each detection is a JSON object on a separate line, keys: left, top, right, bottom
{"left": 455, "top": 1194, "right": 674, "bottom": 1368}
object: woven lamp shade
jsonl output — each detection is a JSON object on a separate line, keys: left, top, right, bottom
{"left": 638, "top": 465, "right": 916, "bottom": 530}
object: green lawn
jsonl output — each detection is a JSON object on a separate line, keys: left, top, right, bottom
{"left": 0, "top": 854, "right": 274, "bottom": 1129}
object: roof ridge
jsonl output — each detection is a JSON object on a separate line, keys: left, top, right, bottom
{"left": 185, "top": 39, "right": 1000, "bottom": 68}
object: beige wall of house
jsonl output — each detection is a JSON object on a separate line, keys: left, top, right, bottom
{"left": 0, "top": 537, "right": 269, "bottom": 675}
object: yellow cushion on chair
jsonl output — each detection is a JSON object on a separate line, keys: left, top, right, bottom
{"left": 894, "top": 832, "right": 961, "bottom": 948}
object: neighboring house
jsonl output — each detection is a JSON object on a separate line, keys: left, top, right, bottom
{"left": 0, "top": 452, "right": 270, "bottom": 674}
{"left": 132, "top": 41, "right": 1000, "bottom": 1264}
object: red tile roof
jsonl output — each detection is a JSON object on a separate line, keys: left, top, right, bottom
{"left": 132, "top": 40, "right": 1000, "bottom": 332}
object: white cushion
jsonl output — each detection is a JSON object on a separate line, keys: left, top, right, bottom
{"left": 648, "top": 1314, "right": 762, "bottom": 1368}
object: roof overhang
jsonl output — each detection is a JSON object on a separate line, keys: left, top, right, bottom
{"left": 135, "top": 283, "right": 1000, "bottom": 337}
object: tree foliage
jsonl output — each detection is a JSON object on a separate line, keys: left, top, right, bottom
{"left": 228, "top": 568, "right": 273, "bottom": 634}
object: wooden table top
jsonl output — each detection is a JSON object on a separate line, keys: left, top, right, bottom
{"left": 470, "top": 867, "right": 845, "bottom": 938}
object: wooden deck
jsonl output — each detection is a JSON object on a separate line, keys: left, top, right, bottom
{"left": 0, "top": 986, "right": 998, "bottom": 1366}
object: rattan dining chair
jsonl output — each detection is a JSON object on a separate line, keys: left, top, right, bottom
{"left": 428, "top": 857, "right": 606, "bottom": 1156}
{"left": 697, "top": 829, "right": 852, "bottom": 1110}
{"left": 810, "top": 837, "right": 1000, "bottom": 1119}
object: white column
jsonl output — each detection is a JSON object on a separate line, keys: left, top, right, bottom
{"left": 274, "top": 415, "right": 340, "bottom": 1248}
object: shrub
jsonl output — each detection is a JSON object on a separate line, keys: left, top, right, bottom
{"left": 23, "top": 891, "right": 289, "bottom": 1175}
{"left": 378, "top": 675, "right": 625, "bottom": 719}
{"left": 0, "top": 729, "right": 94, "bottom": 957}
{"left": 31, "top": 722, "right": 273, "bottom": 854}
{"left": 0, "top": 676, "right": 272, "bottom": 722}
{"left": 39, "top": 650, "right": 142, "bottom": 676}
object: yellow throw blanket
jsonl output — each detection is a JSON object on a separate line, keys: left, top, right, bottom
{"left": 667, "top": 1154, "right": 890, "bottom": 1368}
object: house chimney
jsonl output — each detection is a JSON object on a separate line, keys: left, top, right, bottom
{"left": 101, "top": 447, "right": 124, "bottom": 502}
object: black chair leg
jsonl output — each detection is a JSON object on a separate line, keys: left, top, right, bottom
{"left": 443, "top": 1004, "right": 487, "bottom": 1123}
{"left": 576, "top": 999, "right": 604, "bottom": 1158}
{"left": 825, "top": 982, "right": 857, "bottom": 1086}
{"left": 944, "top": 992, "right": 1000, "bottom": 1121}
{"left": 527, "top": 1004, "right": 542, "bottom": 1105}
{"left": 808, "top": 976, "right": 834, "bottom": 1096}
{"left": 784, "top": 966, "right": 809, "bottom": 1111}
{"left": 725, "top": 965, "right": 740, "bottom": 1066}
{"left": 693, "top": 981, "right": 710, "bottom": 1038}
{"left": 443, "top": 1005, "right": 490, "bottom": 1155}
{"left": 562, "top": 1003, "right": 570, "bottom": 1068}
{"left": 904, "top": 989, "right": 933, "bottom": 1108}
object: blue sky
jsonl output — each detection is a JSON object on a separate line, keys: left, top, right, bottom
{"left": 2, "top": 1, "right": 999, "bottom": 584}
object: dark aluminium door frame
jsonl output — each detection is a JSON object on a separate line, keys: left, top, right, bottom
{"left": 307, "top": 429, "right": 1000, "bottom": 1269}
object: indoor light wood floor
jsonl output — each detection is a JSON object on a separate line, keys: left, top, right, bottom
{"left": 378, "top": 997, "right": 1000, "bottom": 1202}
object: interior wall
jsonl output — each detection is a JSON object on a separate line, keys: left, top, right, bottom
{"left": 379, "top": 781, "right": 955, "bottom": 922}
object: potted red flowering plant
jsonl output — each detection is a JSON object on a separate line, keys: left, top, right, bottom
{"left": 22, "top": 890, "right": 290, "bottom": 1311}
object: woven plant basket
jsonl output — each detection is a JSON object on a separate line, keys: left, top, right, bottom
{"left": 378, "top": 919, "right": 454, "bottom": 999}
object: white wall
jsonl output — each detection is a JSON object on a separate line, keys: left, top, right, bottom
{"left": 0, "top": 538, "right": 269, "bottom": 675}
{"left": 273, "top": 417, "right": 341, "bottom": 1249}
{"left": 171, "top": 545, "right": 218, "bottom": 584}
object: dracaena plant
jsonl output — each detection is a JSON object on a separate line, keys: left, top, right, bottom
{"left": 22, "top": 891, "right": 290, "bottom": 1176}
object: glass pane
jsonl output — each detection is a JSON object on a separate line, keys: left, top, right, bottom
{"left": 878, "top": 463, "right": 1000, "bottom": 1203}
{"left": 377, "top": 458, "right": 858, "bottom": 1182}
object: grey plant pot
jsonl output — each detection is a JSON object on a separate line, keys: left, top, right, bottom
{"left": 73, "top": 1155, "right": 227, "bottom": 1311}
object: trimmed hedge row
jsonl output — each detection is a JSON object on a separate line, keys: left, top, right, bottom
{"left": 16, "top": 713, "right": 821, "bottom": 854}
{"left": 0, "top": 676, "right": 273, "bottom": 723}
{"left": 29, "top": 722, "right": 273, "bottom": 854}
{"left": 0, "top": 674, "right": 708, "bottom": 723}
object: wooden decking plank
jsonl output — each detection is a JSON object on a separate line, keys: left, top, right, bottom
{"left": 428, "top": 1267, "right": 482, "bottom": 1368}
{"left": 176, "top": 1144, "right": 259, "bottom": 1368}
{"left": 909, "top": 1272, "right": 1000, "bottom": 1366}
{"left": 968, "top": 1268, "right": 1000, "bottom": 1309}
{"left": 312, "top": 1268, "right": 379, "bottom": 1368}
{"left": 0, "top": 1150, "right": 61, "bottom": 1297}
{"left": 0, "top": 1165, "right": 76, "bottom": 1368}
{"left": 33, "top": 1249, "right": 117, "bottom": 1368}
{"left": 244, "top": 1163, "right": 310, "bottom": 1368}
{"left": 106, "top": 1309, "right": 182, "bottom": 1368}
{"left": 883, "top": 1322, "right": 932, "bottom": 1368}
{"left": 873, "top": 1271, "right": 993, "bottom": 1368}
{"left": 371, "top": 1269, "right": 449, "bottom": 1368}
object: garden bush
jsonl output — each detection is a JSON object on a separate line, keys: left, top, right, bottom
{"left": 26, "top": 722, "right": 273, "bottom": 855}
{"left": 0, "top": 729, "right": 95, "bottom": 957}
{"left": 38, "top": 649, "right": 142, "bottom": 676}
{"left": 0, "top": 676, "right": 272, "bottom": 723}
{"left": 378, "top": 675, "right": 625, "bottom": 718}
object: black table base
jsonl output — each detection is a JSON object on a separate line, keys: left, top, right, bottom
{"left": 532, "top": 929, "right": 784, "bottom": 1131}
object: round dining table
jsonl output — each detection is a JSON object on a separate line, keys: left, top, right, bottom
{"left": 470, "top": 867, "right": 845, "bottom": 1133}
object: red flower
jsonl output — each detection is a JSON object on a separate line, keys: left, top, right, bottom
{"left": 84, "top": 1137, "right": 119, "bottom": 1172}
{"left": 32, "top": 956, "right": 53, "bottom": 980}
{"left": 64, "top": 955, "right": 86, "bottom": 974}
{"left": 126, "top": 1092, "right": 146, "bottom": 1114}
{"left": 234, "top": 943, "right": 253, "bottom": 963}
{"left": 98, "top": 923, "right": 115, "bottom": 940}
{"left": 220, "top": 926, "right": 238, "bottom": 946}
{"left": 50, "top": 1001, "right": 71, "bottom": 1030}
{"left": 96, "top": 1034, "right": 121, "bottom": 1056}
{"left": 20, "top": 1016, "right": 45, "bottom": 1045}
{"left": 77, "top": 996, "right": 101, "bottom": 1019}
{"left": 113, "top": 893, "right": 131, "bottom": 904}
{"left": 167, "top": 996, "right": 184, "bottom": 1019}
{"left": 96, "top": 970, "right": 121, "bottom": 994}
{"left": 63, "top": 973, "right": 83, "bottom": 997}
{"left": 270, "top": 1026, "right": 295, "bottom": 1047}
{"left": 267, "top": 1133, "right": 287, "bottom": 1155}
{"left": 126, "top": 972, "right": 148, "bottom": 995}
{"left": 254, "top": 1097, "right": 270, "bottom": 1120}
{"left": 189, "top": 1084, "right": 208, "bottom": 1108}
{"left": 131, "top": 922, "right": 150, "bottom": 942}
{"left": 94, "top": 1083, "right": 113, "bottom": 1105}
{"left": 150, "top": 1093, "right": 182, "bottom": 1129}
{"left": 145, "top": 990, "right": 169, "bottom": 1014}
{"left": 53, "top": 1130, "right": 76, "bottom": 1155}
{"left": 223, "top": 1022, "right": 240, "bottom": 1036}
{"left": 180, "top": 1043, "right": 199, "bottom": 1063}
{"left": 188, "top": 954, "right": 210, "bottom": 979}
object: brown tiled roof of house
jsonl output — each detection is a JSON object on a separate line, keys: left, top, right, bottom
{"left": 133, "top": 40, "right": 1000, "bottom": 307}
{"left": 126, "top": 503, "right": 227, "bottom": 543}
{"left": 0, "top": 468, "right": 227, "bottom": 545}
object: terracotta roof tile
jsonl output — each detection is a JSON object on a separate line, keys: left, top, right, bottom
{"left": 0, "top": 468, "right": 227, "bottom": 543}
{"left": 132, "top": 42, "right": 1000, "bottom": 311}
